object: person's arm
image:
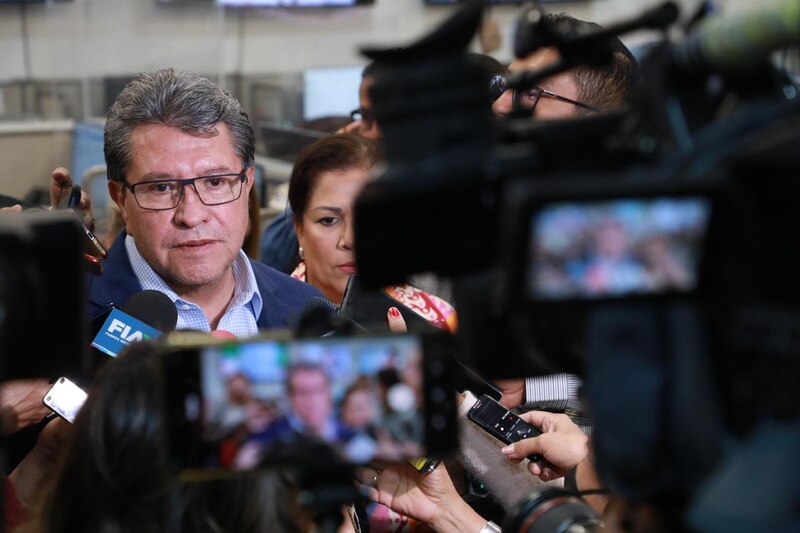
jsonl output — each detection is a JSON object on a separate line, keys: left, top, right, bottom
{"left": 495, "top": 375, "right": 589, "bottom": 432}
{"left": 495, "top": 374, "right": 581, "bottom": 410}
{"left": 0, "top": 380, "right": 52, "bottom": 435}
{"left": 360, "top": 462, "right": 488, "bottom": 533}
{"left": 8, "top": 416, "right": 71, "bottom": 507}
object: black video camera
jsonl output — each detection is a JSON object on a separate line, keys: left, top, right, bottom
{"left": 0, "top": 210, "right": 87, "bottom": 381}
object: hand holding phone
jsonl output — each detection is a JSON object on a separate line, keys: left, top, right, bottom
{"left": 467, "top": 394, "right": 542, "bottom": 462}
{"left": 55, "top": 182, "right": 82, "bottom": 211}
{"left": 500, "top": 410, "right": 590, "bottom": 480}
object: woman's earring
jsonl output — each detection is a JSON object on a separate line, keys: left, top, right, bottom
{"left": 298, "top": 246, "right": 305, "bottom": 260}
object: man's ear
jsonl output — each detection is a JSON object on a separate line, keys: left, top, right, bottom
{"left": 108, "top": 180, "right": 130, "bottom": 228}
{"left": 245, "top": 166, "right": 255, "bottom": 195}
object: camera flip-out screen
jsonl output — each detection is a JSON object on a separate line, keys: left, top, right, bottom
{"left": 529, "top": 197, "right": 712, "bottom": 300}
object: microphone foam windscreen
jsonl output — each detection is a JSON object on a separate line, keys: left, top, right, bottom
{"left": 302, "top": 296, "right": 338, "bottom": 315}
{"left": 122, "top": 290, "right": 178, "bottom": 333}
{"left": 295, "top": 297, "right": 339, "bottom": 338}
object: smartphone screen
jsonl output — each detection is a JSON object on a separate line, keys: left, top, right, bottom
{"left": 163, "top": 333, "right": 457, "bottom": 472}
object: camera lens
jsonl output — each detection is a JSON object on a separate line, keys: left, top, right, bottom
{"left": 504, "top": 487, "right": 601, "bottom": 533}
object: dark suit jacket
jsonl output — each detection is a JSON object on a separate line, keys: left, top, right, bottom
{"left": 86, "top": 231, "right": 323, "bottom": 329}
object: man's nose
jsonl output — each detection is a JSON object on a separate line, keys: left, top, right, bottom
{"left": 338, "top": 219, "right": 354, "bottom": 250}
{"left": 492, "top": 90, "right": 514, "bottom": 117}
{"left": 173, "top": 183, "right": 208, "bottom": 227}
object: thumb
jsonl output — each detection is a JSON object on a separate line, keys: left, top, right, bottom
{"left": 501, "top": 434, "right": 548, "bottom": 461}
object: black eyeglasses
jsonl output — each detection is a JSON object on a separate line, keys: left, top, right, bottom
{"left": 489, "top": 74, "right": 598, "bottom": 114}
{"left": 123, "top": 170, "right": 247, "bottom": 211}
{"left": 350, "top": 107, "right": 375, "bottom": 126}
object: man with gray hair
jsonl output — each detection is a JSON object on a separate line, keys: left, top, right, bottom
{"left": 87, "top": 69, "right": 321, "bottom": 333}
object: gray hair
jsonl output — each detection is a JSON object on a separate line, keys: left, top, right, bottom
{"left": 104, "top": 69, "right": 255, "bottom": 182}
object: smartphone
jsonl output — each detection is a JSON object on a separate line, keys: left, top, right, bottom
{"left": 79, "top": 219, "right": 107, "bottom": 259}
{"left": 56, "top": 183, "right": 82, "bottom": 210}
{"left": 83, "top": 253, "right": 104, "bottom": 275}
{"left": 467, "top": 394, "right": 542, "bottom": 462}
{"left": 43, "top": 377, "right": 88, "bottom": 423}
{"left": 339, "top": 275, "right": 439, "bottom": 334}
{"left": 161, "top": 332, "right": 458, "bottom": 474}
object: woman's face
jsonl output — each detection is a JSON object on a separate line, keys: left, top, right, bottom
{"left": 295, "top": 167, "right": 371, "bottom": 303}
{"left": 341, "top": 389, "right": 378, "bottom": 429}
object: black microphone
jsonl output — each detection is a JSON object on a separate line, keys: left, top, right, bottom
{"left": 673, "top": 0, "right": 800, "bottom": 75}
{"left": 122, "top": 290, "right": 178, "bottom": 333}
{"left": 295, "top": 297, "right": 366, "bottom": 338}
{"left": 296, "top": 297, "right": 338, "bottom": 337}
{"left": 91, "top": 290, "right": 177, "bottom": 358}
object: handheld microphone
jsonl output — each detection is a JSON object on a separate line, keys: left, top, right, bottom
{"left": 91, "top": 290, "right": 178, "bottom": 357}
{"left": 672, "top": 0, "right": 800, "bottom": 75}
{"left": 295, "top": 297, "right": 366, "bottom": 338}
{"left": 209, "top": 330, "right": 237, "bottom": 340}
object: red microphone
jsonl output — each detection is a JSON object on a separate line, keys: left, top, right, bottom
{"left": 209, "top": 330, "right": 237, "bottom": 340}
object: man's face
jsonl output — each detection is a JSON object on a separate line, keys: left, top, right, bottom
{"left": 109, "top": 123, "right": 253, "bottom": 295}
{"left": 492, "top": 47, "right": 583, "bottom": 120}
{"left": 289, "top": 368, "right": 332, "bottom": 432}
{"left": 357, "top": 76, "right": 381, "bottom": 140}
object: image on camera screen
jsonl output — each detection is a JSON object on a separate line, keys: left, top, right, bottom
{"left": 200, "top": 336, "right": 426, "bottom": 469}
{"left": 528, "top": 196, "right": 711, "bottom": 300}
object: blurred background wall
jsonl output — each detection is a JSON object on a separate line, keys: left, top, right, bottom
{"left": 0, "top": 0, "right": 772, "bottom": 214}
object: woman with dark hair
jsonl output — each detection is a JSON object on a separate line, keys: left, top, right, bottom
{"left": 22, "top": 341, "right": 178, "bottom": 533}
{"left": 288, "top": 134, "right": 456, "bottom": 332}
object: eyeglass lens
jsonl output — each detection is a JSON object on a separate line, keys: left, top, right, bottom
{"left": 133, "top": 174, "right": 243, "bottom": 210}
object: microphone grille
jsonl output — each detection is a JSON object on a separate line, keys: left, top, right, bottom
{"left": 302, "top": 296, "right": 338, "bottom": 315}
{"left": 122, "top": 290, "right": 178, "bottom": 333}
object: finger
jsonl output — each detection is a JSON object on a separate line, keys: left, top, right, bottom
{"left": 527, "top": 461, "right": 543, "bottom": 476}
{"left": 50, "top": 167, "right": 73, "bottom": 207}
{"left": 500, "top": 444, "right": 525, "bottom": 463}
{"left": 501, "top": 437, "right": 546, "bottom": 461}
{"left": 79, "top": 190, "right": 92, "bottom": 210}
{"left": 51, "top": 167, "right": 72, "bottom": 186}
{"left": 342, "top": 120, "right": 362, "bottom": 134}
{"left": 516, "top": 410, "right": 553, "bottom": 431}
{"left": 387, "top": 307, "right": 407, "bottom": 333}
{"left": 0, "top": 205, "right": 22, "bottom": 214}
{"left": 78, "top": 191, "right": 97, "bottom": 231}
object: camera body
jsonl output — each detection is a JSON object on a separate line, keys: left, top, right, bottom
{"left": 0, "top": 211, "right": 87, "bottom": 380}
{"left": 351, "top": 0, "right": 800, "bottom": 524}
